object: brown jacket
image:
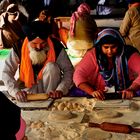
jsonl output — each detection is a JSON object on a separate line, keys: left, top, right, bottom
{"left": 120, "top": 5, "right": 140, "bottom": 52}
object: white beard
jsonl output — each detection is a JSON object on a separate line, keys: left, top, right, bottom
{"left": 28, "top": 44, "right": 47, "bottom": 65}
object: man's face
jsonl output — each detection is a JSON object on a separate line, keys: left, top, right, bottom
{"left": 29, "top": 37, "right": 48, "bottom": 51}
{"left": 28, "top": 37, "right": 49, "bottom": 65}
{"left": 101, "top": 43, "right": 118, "bottom": 58}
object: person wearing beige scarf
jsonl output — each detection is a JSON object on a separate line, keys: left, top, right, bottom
{"left": 67, "top": 3, "right": 97, "bottom": 66}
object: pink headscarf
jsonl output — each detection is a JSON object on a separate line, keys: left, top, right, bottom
{"left": 70, "top": 3, "right": 91, "bottom": 37}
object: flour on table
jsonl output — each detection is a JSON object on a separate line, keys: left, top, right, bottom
{"left": 51, "top": 97, "right": 94, "bottom": 112}
{"left": 47, "top": 111, "right": 77, "bottom": 121}
{"left": 94, "top": 110, "right": 123, "bottom": 119}
{"left": 82, "top": 128, "right": 112, "bottom": 140}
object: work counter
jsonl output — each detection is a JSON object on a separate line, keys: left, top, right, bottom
{"left": 13, "top": 97, "right": 140, "bottom": 140}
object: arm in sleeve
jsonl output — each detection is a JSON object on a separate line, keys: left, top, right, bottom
{"left": 2, "top": 49, "right": 20, "bottom": 97}
{"left": 56, "top": 48, "right": 74, "bottom": 95}
{"left": 73, "top": 49, "right": 98, "bottom": 87}
{"left": 128, "top": 52, "right": 140, "bottom": 91}
{"left": 119, "top": 10, "right": 131, "bottom": 37}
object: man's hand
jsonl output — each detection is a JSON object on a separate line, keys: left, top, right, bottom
{"left": 121, "top": 89, "right": 134, "bottom": 99}
{"left": 91, "top": 90, "right": 105, "bottom": 100}
{"left": 15, "top": 91, "right": 27, "bottom": 102}
{"left": 48, "top": 90, "right": 63, "bottom": 99}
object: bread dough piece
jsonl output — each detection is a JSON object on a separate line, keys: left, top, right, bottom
{"left": 82, "top": 128, "right": 112, "bottom": 140}
{"left": 30, "top": 120, "right": 45, "bottom": 128}
{"left": 95, "top": 110, "right": 123, "bottom": 119}
{"left": 52, "top": 101, "right": 84, "bottom": 111}
{"left": 72, "top": 102, "right": 79, "bottom": 108}
{"left": 53, "top": 102, "right": 59, "bottom": 107}
{"left": 129, "top": 102, "right": 139, "bottom": 111}
{"left": 47, "top": 111, "right": 77, "bottom": 121}
{"left": 57, "top": 102, "right": 66, "bottom": 110}
{"left": 67, "top": 102, "right": 73, "bottom": 109}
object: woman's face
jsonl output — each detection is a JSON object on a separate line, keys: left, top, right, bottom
{"left": 101, "top": 43, "right": 118, "bottom": 58}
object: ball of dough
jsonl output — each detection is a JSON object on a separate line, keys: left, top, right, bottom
{"left": 95, "top": 110, "right": 123, "bottom": 119}
{"left": 30, "top": 120, "right": 44, "bottom": 128}
{"left": 82, "top": 128, "right": 112, "bottom": 140}
{"left": 57, "top": 102, "right": 66, "bottom": 111}
{"left": 47, "top": 111, "right": 77, "bottom": 121}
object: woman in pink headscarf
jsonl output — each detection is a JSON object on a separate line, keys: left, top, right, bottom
{"left": 67, "top": 3, "right": 98, "bottom": 66}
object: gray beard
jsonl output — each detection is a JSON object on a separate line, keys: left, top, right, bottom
{"left": 28, "top": 44, "right": 47, "bottom": 65}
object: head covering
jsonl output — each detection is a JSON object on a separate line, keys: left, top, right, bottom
{"left": 70, "top": 3, "right": 91, "bottom": 37}
{"left": 6, "top": 3, "right": 19, "bottom": 16}
{"left": 96, "top": 28, "right": 125, "bottom": 45}
{"left": 39, "top": 9, "right": 51, "bottom": 19}
{"left": 22, "top": 20, "right": 51, "bottom": 41}
{"left": 95, "top": 28, "right": 138, "bottom": 92}
{"left": 95, "top": 28, "right": 125, "bottom": 55}
{"left": 77, "top": 2, "right": 91, "bottom": 14}
{"left": 0, "top": 92, "right": 21, "bottom": 140}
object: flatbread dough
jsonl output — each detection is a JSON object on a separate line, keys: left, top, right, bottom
{"left": 94, "top": 110, "right": 123, "bottom": 119}
{"left": 82, "top": 128, "right": 112, "bottom": 140}
{"left": 30, "top": 120, "right": 45, "bottom": 128}
{"left": 47, "top": 111, "right": 77, "bottom": 121}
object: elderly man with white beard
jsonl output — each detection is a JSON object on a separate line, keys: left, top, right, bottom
{"left": 2, "top": 20, "right": 74, "bottom": 102}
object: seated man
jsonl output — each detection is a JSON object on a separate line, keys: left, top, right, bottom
{"left": 73, "top": 28, "right": 140, "bottom": 100}
{"left": 67, "top": 3, "right": 97, "bottom": 66}
{"left": 2, "top": 20, "right": 74, "bottom": 102}
{"left": 0, "top": 3, "right": 26, "bottom": 51}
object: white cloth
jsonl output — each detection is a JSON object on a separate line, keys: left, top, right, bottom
{"left": 2, "top": 48, "right": 74, "bottom": 97}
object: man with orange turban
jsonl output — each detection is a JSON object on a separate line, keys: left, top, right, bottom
{"left": 2, "top": 20, "right": 74, "bottom": 102}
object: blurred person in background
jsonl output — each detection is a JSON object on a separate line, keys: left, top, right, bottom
{"left": 120, "top": 0, "right": 140, "bottom": 52}
{"left": 66, "top": 2, "right": 98, "bottom": 66}
{"left": 0, "top": 3, "right": 26, "bottom": 58}
{"left": 35, "top": 9, "right": 59, "bottom": 38}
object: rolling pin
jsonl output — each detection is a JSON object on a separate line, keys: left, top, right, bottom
{"left": 27, "top": 93, "right": 49, "bottom": 101}
{"left": 89, "top": 122, "right": 140, "bottom": 134}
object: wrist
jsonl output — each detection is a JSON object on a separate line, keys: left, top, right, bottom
{"left": 124, "top": 89, "right": 135, "bottom": 96}
{"left": 128, "top": 83, "right": 140, "bottom": 91}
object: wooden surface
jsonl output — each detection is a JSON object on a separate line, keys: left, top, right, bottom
{"left": 13, "top": 98, "right": 54, "bottom": 110}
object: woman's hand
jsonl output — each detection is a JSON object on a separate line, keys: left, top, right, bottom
{"left": 15, "top": 91, "right": 27, "bottom": 102}
{"left": 91, "top": 90, "right": 105, "bottom": 100}
{"left": 48, "top": 90, "right": 63, "bottom": 99}
{"left": 121, "top": 89, "right": 135, "bottom": 99}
